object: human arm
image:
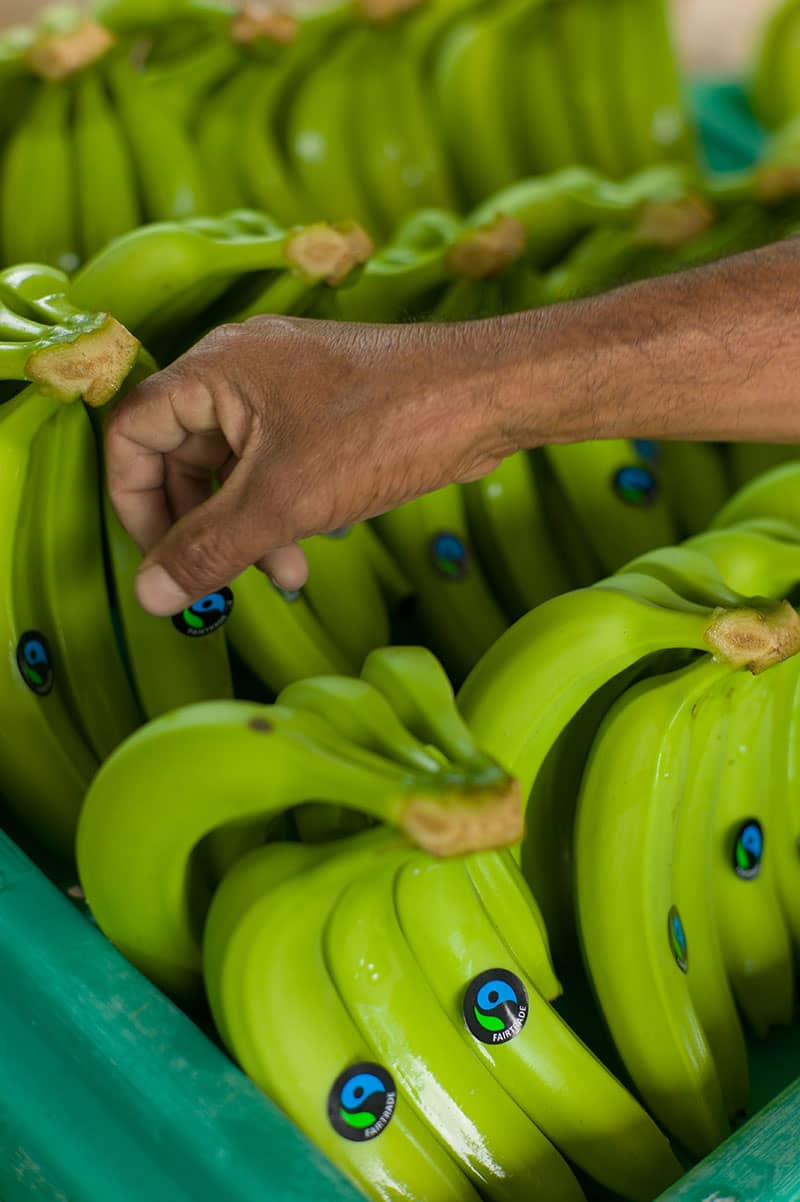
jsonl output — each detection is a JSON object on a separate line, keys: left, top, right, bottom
{"left": 106, "top": 238, "right": 800, "bottom": 617}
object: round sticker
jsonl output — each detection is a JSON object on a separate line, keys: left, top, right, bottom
{"left": 668, "top": 906, "right": 688, "bottom": 974}
{"left": 632, "top": 439, "right": 662, "bottom": 466}
{"left": 431, "top": 531, "right": 469, "bottom": 580}
{"left": 328, "top": 1063, "right": 396, "bottom": 1142}
{"left": 17, "top": 631, "right": 54, "bottom": 696}
{"left": 172, "top": 588, "right": 234, "bottom": 637}
{"left": 463, "top": 968, "right": 528, "bottom": 1045}
{"left": 612, "top": 465, "right": 658, "bottom": 507}
{"left": 733, "top": 818, "right": 763, "bottom": 880}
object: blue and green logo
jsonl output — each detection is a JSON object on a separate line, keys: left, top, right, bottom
{"left": 328, "top": 1063, "right": 396, "bottom": 1142}
{"left": 172, "top": 587, "right": 234, "bottom": 638}
{"left": 431, "top": 531, "right": 469, "bottom": 580}
{"left": 668, "top": 905, "right": 688, "bottom": 974}
{"left": 632, "top": 439, "right": 662, "bottom": 466}
{"left": 613, "top": 465, "right": 658, "bottom": 507}
{"left": 17, "top": 631, "right": 54, "bottom": 696}
{"left": 464, "top": 968, "right": 528, "bottom": 1044}
{"left": 733, "top": 818, "right": 763, "bottom": 880}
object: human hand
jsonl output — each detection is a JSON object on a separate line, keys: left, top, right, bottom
{"left": 106, "top": 315, "right": 515, "bottom": 617}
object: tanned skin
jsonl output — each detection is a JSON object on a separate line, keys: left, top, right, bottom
{"left": 106, "top": 240, "right": 800, "bottom": 617}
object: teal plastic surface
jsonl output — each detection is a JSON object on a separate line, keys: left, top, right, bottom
{"left": 0, "top": 829, "right": 362, "bottom": 1202}
{"left": 691, "top": 78, "right": 768, "bottom": 172}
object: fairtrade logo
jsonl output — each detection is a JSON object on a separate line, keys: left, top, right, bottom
{"left": 668, "top": 905, "right": 688, "bottom": 974}
{"left": 431, "top": 531, "right": 469, "bottom": 580}
{"left": 172, "top": 588, "right": 234, "bottom": 638}
{"left": 733, "top": 818, "right": 763, "bottom": 880}
{"left": 632, "top": 439, "right": 662, "bottom": 466}
{"left": 328, "top": 1063, "right": 396, "bottom": 1142}
{"left": 463, "top": 968, "right": 528, "bottom": 1045}
{"left": 17, "top": 631, "right": 54, "bottom": 696}
{"left": 612, "top": 465, "right": 658, "bottom": 507}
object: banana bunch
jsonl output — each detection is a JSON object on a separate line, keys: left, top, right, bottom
{"left": 0, "top": 275, "right": 144, "bottom": 860}
{"left": 459, "top": 483, "right": 800, "bottom": 1155}
{"left": 77, "top": 644, "right": 682, "bottom": 1200}
{"left": 0, "top": 0, "right": 695, "bottom": 270}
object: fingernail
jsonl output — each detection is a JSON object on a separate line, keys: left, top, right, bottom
{"left": 135, "top": 563, "right": 191, "bottom": 617}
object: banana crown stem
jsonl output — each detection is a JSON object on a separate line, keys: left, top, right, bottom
{"left": 230, "top": 4, "right": 299, "bottom": 45}
{"left": 446, "top": 216, "right": 527, "bottom": 279}
{"left": 632, "top": 195, "right": 716, "bottom": 248}
{"left": 706, "top": 600, "right": 800, "bottom": 675}
{"left": 402, "top": 776, "right": 522, "bottom": 858}
{"left": 286, "top": 222, "right": 374, "bottom": 285}
{"left": 26, "top": 21, "right": 116, "bottom": 79}
{"left": 26, "top": 316, "right": 141, "bottom": 407}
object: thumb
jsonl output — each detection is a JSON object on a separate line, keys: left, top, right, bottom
{"left": 133, "top": 472, "right": 300, "bottom": 617}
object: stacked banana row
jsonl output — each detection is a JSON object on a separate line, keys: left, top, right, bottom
{"left": 72, "top": 474, "right": 800, "bottom": 1201}
{"left": 0, "top": 0, "right": 692, "bottom": 267}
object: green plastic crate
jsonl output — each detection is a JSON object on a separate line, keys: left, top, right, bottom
{"left": 2, "top": 81, "right": 799, "bottom": 1202}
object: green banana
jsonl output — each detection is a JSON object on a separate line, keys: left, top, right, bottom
{"left": 550, "top": 0, "right": 627, "bottom": 178}
{"left": 0, "top": 386, "right": 99, "bottom": 860}
{"left": 396, "top": 850, "right": 683, "bottom": 1198}
{"left": 77, "top": 698, "right": 522, "bottom": 997}
{"left": 2, "top": 80, "right": 79, "bottom": 270}
{"left": 300, "top": 527, "right": 392, "bottom": 670}
{"left": 285, "top": 26, "right": 378, "bottom": 235}
{"left": 73, "top": 65, "right": 141, "bottom": 260}
{"left": 613, "top": 0, "right": 696, "bottom": 166}
{"left": 372, "top": 485, "right": 509, "bottom": 683}
{"left": 352, "top": 17, "right": 456, "bottom": 239}
{"left": 459, "top": 579, "right": 800, "bottom": 805}
{"left": 712, "top": 461, "right": 800, "bottom": 530}
{"left": 529, "top": 447, "right": 603, "bottom": 587}
{"left": 203, "top": 830, "right": 484, "bottom": 1202}
{"left": 104, "top": 50, "right": 212, "bottom": 222}
{"left": 195, "top": 62, "right": 261, "bottom": 214}
{"left": 226, "top": 568, "right": 355, "bottom": 696}
{"left": 751, "top": 0, "right": 800, "bottom": 128}
{"left": 326, "top": 845, "right": 586, "bottom": 1202}
{"left": 684, "top": 524, "right": 800, "bottom": 597}
{"left": 575, "top": 655, "right": 732, "bottom": 1157}
{"left": 432, "top": 0, "right": 530, "bottom": 206}
{"left": 727, "top": 442, "right": 800, "bottom": 490}
{"left": 543, "top": 440, "right": 678, "bottom": 574}
{"left": 670, "top": 670, "right": 750, "bottom": 1119}
{"left": 463, "top": 452, "right": 571, "bottom": 620}
{"left": 142, "top": 33, "right": 240, "bottom": 124}
{"left": 656, "top": 441, "right": 731, "bottom": 537}
{"left": 511, "top": 2, "right": 582, "bottom": 175}
{"left": 710, "top": 665, "right": 795, "bottom": 1037}
{"left": 766, "top": 651, "right": 800, "bottom": 958}
{"left": 31, "top": 396, "right": 142, "bottom": 762}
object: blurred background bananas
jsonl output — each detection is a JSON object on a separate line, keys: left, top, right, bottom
{"left": 3, "top": 1, "right": 800, "bottom": 1200}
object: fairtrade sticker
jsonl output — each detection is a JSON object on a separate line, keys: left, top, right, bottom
{"left": 613, "top": 465, "right": 658, "bottom": 507}
{"left": 464, "top": 968, "right": 528, "bottom": 1045}
{"left": 17, "top": 631, "right": 54, "bottom": 696}
{"left": 431, "top": 531, "right": 469, "bottom": 580}
{"left": 328, "top": 1063, "right": 396, "bottom": 1142}
{"left": 733, "top": 818, "right": 763, "bottom": 880}
{"left": 668, "top": 906, "right": 688, "bottom": 974}
{"left": 172, "top": 588, "right": 234, "bottom": 637}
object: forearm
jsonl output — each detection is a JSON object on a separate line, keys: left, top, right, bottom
{"left": 485, "top": 238, "right": 800, "bottom": 449}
